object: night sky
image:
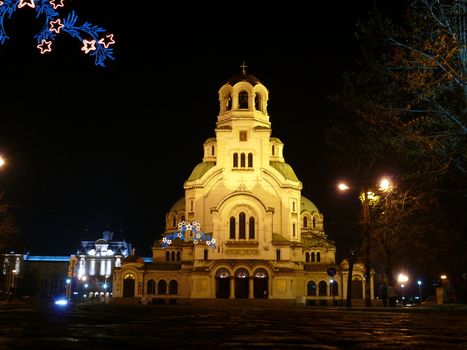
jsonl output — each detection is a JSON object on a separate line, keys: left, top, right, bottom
{"left": 0, "top": 1, "right": 404, "bottom": 256}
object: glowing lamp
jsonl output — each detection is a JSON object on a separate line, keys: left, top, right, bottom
{"left": 338, "top": 183, "right": 349, "bottom": 191}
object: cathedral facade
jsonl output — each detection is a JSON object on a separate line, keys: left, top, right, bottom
{"left": 113, "top": 70, "right": 371, "bottom": 304}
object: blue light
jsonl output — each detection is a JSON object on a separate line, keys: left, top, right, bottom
{"left": 0, "top": 0, "right": 115, "bottom": 66}
{"left": 25, "top": 256, "right": 70, "bottom": 262}
{"left": 54, "top": 298, "right": 68, "bottom": 306}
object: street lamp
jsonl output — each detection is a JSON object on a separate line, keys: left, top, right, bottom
{"left": 338, "top": 176, "right": 393, "bottom": 307}
{"left": 0, "top": 155, "right": 5, "bottom": 168}
{"left": 397, "top": 273, "right": 408, "bottom": 304}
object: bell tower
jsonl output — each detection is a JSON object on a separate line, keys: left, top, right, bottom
{"left": 216, "top": 62, "right": 270, "bottom": 130}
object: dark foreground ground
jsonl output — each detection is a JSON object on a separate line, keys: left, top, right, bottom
{"left": 0, "top": 302, "right": 466, "bottom": 349}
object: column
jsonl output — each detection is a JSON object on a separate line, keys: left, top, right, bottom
{"left": 249, "top": 277, "right": 254, "bottom": 299}
{"left": 230, "top": 276, "right": 235, "bottom": 299}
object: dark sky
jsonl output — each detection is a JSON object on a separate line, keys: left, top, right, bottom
{"left": 0, "top": 1, "right": 404, "bottom": 256}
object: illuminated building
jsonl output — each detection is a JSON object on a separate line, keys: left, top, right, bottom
{"left": 68, "top": 230, "right": 135, "bottom": 301}
{"left": 113, "top": 68, "right": 371, "bottom": 304}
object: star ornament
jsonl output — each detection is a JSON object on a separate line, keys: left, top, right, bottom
{"left": 49, "top": 19, "right": 64, "bottom": 34}
{"left": 81, "top": 39, "right": 96, "bottom": 54}
{"left": 18, "top": 0, "right": 35, "bottom": 8}
{"left": 98, "top": 34, "right": 115, "bottom": 48}
{"left": 49, "top": 0, "right": 64, "bottom": 9}
{"left": 37, "top": 39, "right": 52, "bottom": 54}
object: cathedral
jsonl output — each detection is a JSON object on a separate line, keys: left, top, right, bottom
{"left": 112, "top": 68, "right": 371, "bottom": 304}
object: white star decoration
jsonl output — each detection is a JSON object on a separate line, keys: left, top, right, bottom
{"left": 18, "top": 0, "right": 35, "bottom": 9}
{"left": 49, "top": 18, "right": 64, "bottom": 33}
{"left": 37, "top": 39, "right": 52, "bottom": 54}
{"left": 81, "top": 39, "right": 96, "bottom": 54}
{"left": 98, "top": 34, "right": 115, "bottom": 48}
{"left": 49, "top": 0, "right": 64, "bottom": 10}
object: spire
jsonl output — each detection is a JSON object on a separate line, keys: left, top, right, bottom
{"left": 240, "top": 61, "right": 247, "bottom": 75}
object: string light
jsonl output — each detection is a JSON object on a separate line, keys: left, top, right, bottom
{"left": 0, "top": 0, "right": 115, "bottom": 67}
{"left": 161, "top": 221, "right": 216, "bottom": 249}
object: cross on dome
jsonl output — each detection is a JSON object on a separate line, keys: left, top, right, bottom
{"left": 240, "top": 61, "right": 247, "bottom": 75}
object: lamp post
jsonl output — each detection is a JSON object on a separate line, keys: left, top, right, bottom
{"left": 65, "top": 278, "right": 71, "bottom": 300}
{"left": 7, "top": 269, "right": 17, "bottom": 302}
{"left": 338, "top": 176, "right": 393, "bottom": 308}
{"left": 398, "top": 273, "right": 408, "bottom": 305}
{"left": 417, "top": 280, "right": 422, "bottom": 303}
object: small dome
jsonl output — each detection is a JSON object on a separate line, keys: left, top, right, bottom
{"left": 123, "top": 255, "right": 144, "bottom": 264}
{"left": 301, "top": 196, "right": 319, "bottom": 214}
{"left": 187, "top": 161, "right": 216, "bottom": 182}
{"left": 169, "top": 197, "right": 185, "bottom": 213}
{"left": 227, "top": 73, "right": 261, "bottom": 86}
{"left": 270, "top": 137, "right": 283, "bottom": 144}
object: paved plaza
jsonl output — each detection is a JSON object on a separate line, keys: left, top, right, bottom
{"left": 0, "top": 302, "right": 466, "bottom": 349}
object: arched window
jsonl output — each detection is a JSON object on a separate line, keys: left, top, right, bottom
{"left": 239, "top": 212, "right": 246, "bottom": 239}
{"left": 318, "top": 281, "right": 327, "bottom": 296}
{"left": 172, "top": 216, "right": 176, "bottom": 228}
{"left": 169, "top": 280, "right": 178, "bottom": 295}
{"left": 230, "top": 217, "right": 236, "bottom": 239}
{"left": 165, "top": 251, "right": 170, "bottom": 262}
{"left": 203, "top": 249, "right": 208, "bottom": 261}
{"left": 272, "top": 145, "right": 275, "bottom": 155}
{"left": 157, "top": 280, "right": 167, "bottom": 295}
{"left": 303, "top": 216, "right": 308, "bottom": 228}
{"left": 176, "top": 251, "right": 181, "bottom": 261}
{"left": 216, "top": 269, "right": 230, "bottom": 279}
{"left": 276, "top": 249, "right": 281, "bottom": 261}
{"left": 317, "top": 252, "right": 321, "bottom": 262}
{"left": 248, "top": 153, "right": 253, "bottom": 168}
{"left": 240, "top": 153, "right": 246, "bottom": 167}
{"left": 313, "top": 216, "right": 316, "bottom": 228}
{"left": 171, "top": 251, "right": 175, "bottom": 262}
{"left": 181, "top": 215, "right": 185, "bottom": 222}
{"left": 311, "top": 252, "right": 315, "bottom": 262}
{"left": 147, "top": 279, "right": 155, "bottom": 294}
{"left": 305, "top": 252, "right": 310, "bottom": 262}
{"left": 307, "top": 281, "right": 316, "bottom": 296}
{"left": 249, "top": 217, "right": 255, "bottom": 239}
{"left": 226, "top": 95, "right": 232, "bottom": 111}
{"left": 255, "top": 92, "right": 262, "bottom": 111}
{"left": 293, "top": 223, "right": 296, "bottom": 237}
{"left": 238, "top": 90, "right": 248, "bottom": 109}
{"left": 233, "top": 153, "right": 238, "bottom": 168}
{"left": 236, "top": 269, "right": 249, "bottom": 278}
{"left": 212, "top": 145, "right": 215, "bottom": 155}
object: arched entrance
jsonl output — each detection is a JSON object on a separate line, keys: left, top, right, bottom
{"left": 351, "top": 276, "right": 363, "bottom": 299}
{"left": 253, "top": 269, "right": 268, "bottom": 299}
{"left": 215, "top": 269, "right": 230, "bottom": 298}
{"left": 123, "top": 273, "right": 135, "bottom": 297}
{"left": 235, "top": 269, "right": 249, "bottom": 299}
